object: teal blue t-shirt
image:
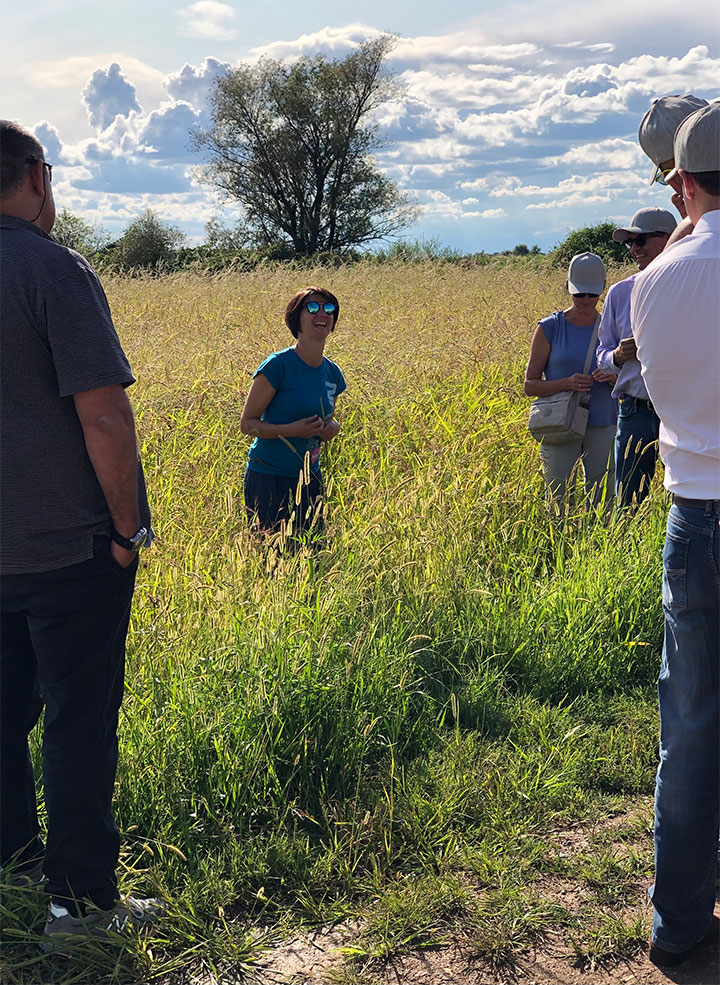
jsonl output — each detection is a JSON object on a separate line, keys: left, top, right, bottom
{"left": 246, "top": 346, "right": 347, "bottom": 477}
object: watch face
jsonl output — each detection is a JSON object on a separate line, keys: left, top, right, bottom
{"left": 131, "top": 527, "right": 149, "bottom": 550}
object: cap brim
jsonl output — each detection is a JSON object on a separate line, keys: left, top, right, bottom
{"left": 567, "top": 281, "right": 603, "bottom": 295}
{"left": 648, "top": 161, "right": 660, "bottom": 186}
{"left": 613, "top": 228, "right": 634, "bottom": 243}
{"left": 665, "top": 165, "right": 680, "bottom": 184}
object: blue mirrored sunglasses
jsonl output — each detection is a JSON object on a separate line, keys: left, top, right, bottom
{"left": 304, "top": 301, "right": 336, "bottom": 315}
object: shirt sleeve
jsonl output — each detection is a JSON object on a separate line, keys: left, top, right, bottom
{"left": 254, "top": 351, "right": 284, "bottom": 390}
{"left": 334, "top": 364, "right": 347, "bottom": 397}
{"left": 43, "top": 252, "right": 135, "bottom": 398}
{"left": 595, "top": 289, "right": 622, "bottom": 373}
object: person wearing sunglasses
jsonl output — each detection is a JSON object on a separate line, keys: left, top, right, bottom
{"left": 631, "top": 99, "right": 720, "bottom": 972}
{"left": 524, "top": 252, "right": 617, "bottom": 511}
{"left": 241, "top": 286, "right": 346, "bottom": 536}
{"left": 593, "top": 208, "right": 677, "bottom": 509}
{"left": 638, "top": 94, "right": 709, "bottom": 252}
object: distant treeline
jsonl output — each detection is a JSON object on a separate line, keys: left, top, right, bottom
{"left": 52, "top": 209, "right": 633, "bottom": 275}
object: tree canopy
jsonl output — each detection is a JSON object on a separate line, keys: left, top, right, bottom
{"left": 549, "top": 222, "right": 632, "bottom": 266}
{"left": 113, "top": 209, "right": 186, "bottom": 270}
{"left": 194, "top": 35, "right": 417, "bottom": 255}
{"left": 51, "top": 209, "right": 109, "bottom": 255}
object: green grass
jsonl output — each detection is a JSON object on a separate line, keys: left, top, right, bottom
{"left": 1, "top": 260, "right": 664, "bottom": 983}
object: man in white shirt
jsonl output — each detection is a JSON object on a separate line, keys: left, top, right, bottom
{"left": 631, "top": 101, "right": 720, "bottom": 968}
{"left": 596, "top": 207, "right": 676, "bottom": 507}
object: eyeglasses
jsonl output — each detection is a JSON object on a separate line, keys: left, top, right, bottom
{"left": 25, "top": 156, "right": 53, "bottom": 182}
{"left": 572, "top": 293, "right": 599, "bottom": 299}
{"left": 654, "top": 168, "right": 674, "bottom": 186}
{"left": 304, "top": 301, "right": 336, "bottom": 315}
{"left": 624, "top": 232, "right": 666, "bottom": 249}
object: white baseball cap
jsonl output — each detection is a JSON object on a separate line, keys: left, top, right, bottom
{"left": 666, "top": 101, "right": 720, "bottom": 183}
{"left": 638, "top": 94, "right": 709, "bottom": 184}
{"left": 567, "top": 252, "right": 606, "bottom": 295}
{"left": 612, "top": 207, "right": 677, "bottom": 243}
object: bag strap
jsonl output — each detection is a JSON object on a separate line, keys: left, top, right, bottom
{"left": 581, "top": 314, "right": 601, "bottom": 376}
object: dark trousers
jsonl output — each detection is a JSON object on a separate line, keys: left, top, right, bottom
{"left": 615, "top": 396, "right": 660, "bottom": 508}
{"left": 244, "top": 468, "right": 325, "bottom": 536}
{"left": 0, "top": 535, "right": 137, "bottom": 910}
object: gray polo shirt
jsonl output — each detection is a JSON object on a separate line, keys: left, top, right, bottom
{"left": 0, "top": 215, "right": 151, "bottom": 574}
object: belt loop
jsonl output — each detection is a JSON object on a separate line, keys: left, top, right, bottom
{"left": 705, "top": 500, "right": 720, "bottom": 519}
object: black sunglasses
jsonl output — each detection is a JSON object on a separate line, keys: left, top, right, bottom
{"left": 624, "top": 232, "right": 666, "bottom": 249}
{"left": 25, "top": 156, "right": 53, "bottom": 182}
{"left": 304, "top": 301, "right": 336, "bottom": 315}
{"left": 572, "top": 293, "right": 599, "bottom": 299}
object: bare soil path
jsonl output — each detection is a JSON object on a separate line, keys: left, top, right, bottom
{"left": 244, "top": 801, "right": 720, "bottom": 985}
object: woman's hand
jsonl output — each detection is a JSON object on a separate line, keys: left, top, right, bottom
{"left": 287, "top": 416, "right": 325, "bottom": 439}
{"left": 591, "top": 368, "right": 617, "bottom": 384}
{"left": 564, "top": 373, "right": 594, "bottom": 392}
{"left": 319, "top": 419, "right": 340, "bottom": 442}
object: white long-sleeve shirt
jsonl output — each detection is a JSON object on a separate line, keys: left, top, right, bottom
{"left": 630, "top": 210, "right": 720, "bottom": 499}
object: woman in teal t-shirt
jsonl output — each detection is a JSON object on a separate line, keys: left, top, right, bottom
{"left": 240, "top": 286, "right": 346, "bottom": 535}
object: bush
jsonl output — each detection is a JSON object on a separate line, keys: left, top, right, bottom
{"left": 51, "top": 209, "right": 109, "bottom": 256}
{"left": 549, "top": 222, "right": 632, "bottom": 266}
{"left": 111, "top": 209, "right": 186, "bottom": 271}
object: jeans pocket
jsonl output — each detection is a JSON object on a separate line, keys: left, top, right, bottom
{"left": 662, "top": 532, "right": 689, "bottom": 611}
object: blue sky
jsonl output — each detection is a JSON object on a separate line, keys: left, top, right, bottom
{"left": 3, "top": 0, "right": 718, "bottom": 252}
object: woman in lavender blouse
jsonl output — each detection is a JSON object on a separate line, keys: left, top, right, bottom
{"left": 524, "top": 252, "right": 618, "bottom": 511}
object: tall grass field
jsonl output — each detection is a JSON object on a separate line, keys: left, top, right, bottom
{"left": 2, "top": 260, "right": 666, "bottom": 984}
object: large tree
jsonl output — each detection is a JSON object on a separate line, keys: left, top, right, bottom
{"left": 194, "top": 35, "right": 417, "bottom": 255}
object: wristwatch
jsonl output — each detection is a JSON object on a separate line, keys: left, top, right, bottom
{"left": 110, "top": 526, "right": 149, "bottom": 551}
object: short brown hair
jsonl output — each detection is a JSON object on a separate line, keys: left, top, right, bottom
{"left": 0, "top": 121, "right": 44, "bottom": 197}
{"left": 284, "top": 286, "right": 340, "bottom": 339}
{"left": 686, "top": 171, "right": 720, "bottom": 197}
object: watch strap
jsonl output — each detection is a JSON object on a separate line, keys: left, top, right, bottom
{"left": 110, "top": 527, "right": 147, "bottom": 551}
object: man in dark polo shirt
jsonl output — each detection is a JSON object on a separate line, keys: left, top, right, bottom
{"left": 0, "top": 121, "right": 161, "bottom": 946}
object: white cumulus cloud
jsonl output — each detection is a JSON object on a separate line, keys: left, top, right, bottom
{"left": 83, "top": 63, "right": 141, "bottom": 132}
{"left": 178, "top": 1, "right": 237, "bottom": 42}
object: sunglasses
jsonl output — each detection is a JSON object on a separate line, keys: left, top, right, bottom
{"left": 624, "top": 232, "right": 666, "bottom": 249}
{"left": 572, "top": 293, "right": 599, "bottom": 299}
{"left": 654, "top": 168, "right": 674, "bottom": 186}
{"left": 25, "top": 155, "right": 53, "bottom": 182}
{"left": 304, "top": 301, "right": 336, "bottom": 315}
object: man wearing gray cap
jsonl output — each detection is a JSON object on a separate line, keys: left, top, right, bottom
{"left": 639, "top": 93, "right": 708, "bottom": 220}
{"left": 595, "top": 207, "right": 676, "bottom": 508}
{"left": 631, "top": 101, "right": 720, "bottom": 967}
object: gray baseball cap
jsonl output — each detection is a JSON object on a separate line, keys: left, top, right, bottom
{"left": 612, "top": 207, "right": 677, "bottom": 242}
{"left": 567, "top": 252, "right": 606, "bottom": 295}
{"left": 638, "top": 94, "right": 709, "bottom": 184}
{"left": 666, "top": 101, "right": 720, "bottom": 182}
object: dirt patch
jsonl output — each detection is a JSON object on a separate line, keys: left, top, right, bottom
{"left": 250, "top": 921, "right": 362, "bottom": 984}
{"left": 248, "top": 911, "right": 719, "bottom": 985}
{"left": 246, "top": 800, "right": 719, "bottom": 985}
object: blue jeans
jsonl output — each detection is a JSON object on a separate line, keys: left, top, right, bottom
{"left": 651, "top": 501, "right": 720, "bottom": 952}
{"left": 615, "top": 397, "right": 660, "bottom": 508}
